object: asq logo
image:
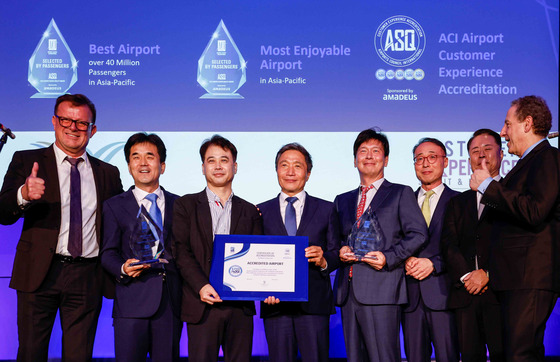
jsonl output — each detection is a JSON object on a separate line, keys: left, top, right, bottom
{"left": 229, "top": 265, "right": 242, "bottom": 277}
{"left": 375, "top": 15, "right": 426, "bottom": 67}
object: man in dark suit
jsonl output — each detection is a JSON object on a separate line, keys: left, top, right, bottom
{"left": 402, "top": 138, "right": 459, "bottom": 362}
{"left": 334, "top": 129, "right": 427, "bottom": 362}
{"left": 101, "top": 133, "right": 182, "bottom": 361}
{"left": 442, "top": 129, "right": 504, "bottom": 362}
{"left": 258, "top": 143, "right": 341, "bottom": 362}
{"left": 470, "top": 95, "right": 560, "bottom": 361}
{"left": 0, "top": 94, "right": 123, "bottom": 361}
{"left": 172, "top": 135, "right": 263, "bottom": 362}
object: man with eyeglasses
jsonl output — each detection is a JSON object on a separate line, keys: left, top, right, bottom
{"left": 401, "top": 138, "right": 459, "bottom": 362}
{"left": 0, "top": 94, "right": 123, "bottom": 361}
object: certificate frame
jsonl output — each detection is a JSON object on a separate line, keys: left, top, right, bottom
{"left": 209, "top": 234, "right": 309, "bottom": 301}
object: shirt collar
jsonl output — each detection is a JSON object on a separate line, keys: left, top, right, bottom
{"left": 521, "top": 138, "right": 546, "bottom": 159}
{"left": 360, "top": 178, "right": 384, "bottom": 193}
{"left": 280, "top": 190, "right": 306, "bottom": 204}
{"left": 53, "top": 143, "right": 89, "bottom": 167}
{"left": 419, "top": 182, "right": 445, "bottom": 198}
{"left": 205, "top": 187, "right": 233, "bottom": 205}
{"left": 132, "top": 186, "right": 163, "bottom": 203}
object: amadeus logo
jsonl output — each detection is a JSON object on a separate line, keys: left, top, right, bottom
{"left": 374, "top": 15, "right": 426, "bottom": 67}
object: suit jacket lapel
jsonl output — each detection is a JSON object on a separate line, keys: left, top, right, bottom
{"left": 196, "top": 190, "right": 213, "bottom": 246}
{"left": 122, "top": 188, "right": 140, "bottom": 220}
{"left": 271, "top": 195, "right": 288, "bottom": 236}
{"left": 501, "top": 140, "right": 549, "bottom": 185}
{"left": 368, "top": 180, "right": 391, "bottom": 212}
{"left": 429, "top": 185, "right": 451, "bottom": 232}
{"left": 88, "top": 154, "right": 103, "bottom": 211}
{"left": 230, "top": 195, "right": 242, "bottom": 234}
{"left": 346, "top": 188, "right": 360, "bottom": 220}
{"left": 463, "top": 190, "right": 481, "bottom": 224}
{"left": 88, "top": 154, "right": 106, "bottom": 245}
{"left": 297, "top": 192, "right": 318, "bottom": 236}
{"left": 162, "top": 189, "right": 174, "bottom": 247}
{"left": 43, "top": 146, "right": 61, "bottom": 204}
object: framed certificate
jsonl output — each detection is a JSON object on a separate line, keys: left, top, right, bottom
{"left": 209, "top": 234, "right": 309, "bottom": 301}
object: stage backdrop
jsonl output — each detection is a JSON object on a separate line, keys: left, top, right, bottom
{"left": 0, "top": 0, "right": 558, "bottom": 359}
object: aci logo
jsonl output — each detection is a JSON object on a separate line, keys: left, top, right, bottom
{"left": 374, "top": 15, "right": 426, "bottom": 67}
{"left": 229, "top": 265, "right": 242, "bottom": 277}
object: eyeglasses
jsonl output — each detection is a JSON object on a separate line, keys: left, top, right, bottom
{"left": 413, "top": 154, "right": 445, "bottom": 165}
{"left": 55, "top": 115, "right": 93, "bottom": 131}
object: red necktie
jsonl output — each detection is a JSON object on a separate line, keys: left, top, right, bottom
{"left": 350, "top": 184, "right": 374, "bottom": 279}
{"left": 356, "top": 184, "right": 374, "bottom": 220}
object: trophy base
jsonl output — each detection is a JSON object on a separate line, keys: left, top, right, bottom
{"left": 30, "top": 92, "right": 65, "bottom": 98}
{"left": 356, "top": 255, "right": 378, "bottom": 261}
{"left": 129, "top": 258, "right": 169, "bottom": 266}
{"left": 199, "top": 93, "right": 244, "bottom": 99}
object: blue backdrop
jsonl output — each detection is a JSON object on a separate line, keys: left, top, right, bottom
{"left": 0, "top": 0, "right": 558, "bottom": 359}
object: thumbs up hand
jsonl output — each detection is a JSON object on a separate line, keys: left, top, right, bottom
{"left": 470, "top": 159, "right": 492, "bottom": 191}
{"left": 22, "top": 162, "right": 45, "bottom": 201}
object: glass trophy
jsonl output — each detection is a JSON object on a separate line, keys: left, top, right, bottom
{"left": 129, "top": 205, "right": 168, "bottom": 266}
{"left": 346, "top": 208, "right": 385, "bottom": 261}
{"left": 197, "top": 20, "right": 246, "bottom": 99}
{"left": 28, "top": 19, "right": 78, "bottom": 98}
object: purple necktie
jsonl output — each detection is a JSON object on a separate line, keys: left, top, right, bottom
{"left": 66, "top": 157, "right": 83, "bottom": 258}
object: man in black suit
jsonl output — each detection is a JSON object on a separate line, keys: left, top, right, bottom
{"left": 0, "top": 94, "right": 123, "bottom": 361}
{"left": 172, "top": 135, "right": 263, "bottom": 362}
{"left": 101, "top": 133, "right": 182, "bottom": 361}
{"left": 402, "top": 138, "right": 459, "bottom": 362}
{"left": 258, "top": 143, "right": 341, "bottom": 362}
{"left": 470, "top": 96, "right": 560, "bottom": 361}
{"left": 442, "top": 129, "right": 504, "bottom": 362}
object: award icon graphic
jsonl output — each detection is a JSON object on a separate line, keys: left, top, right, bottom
{"left": 28, "top": 19, "right": 78, "bottom": 98}
{"left": 198, "top": 20, "right": 246, "bottom": 99}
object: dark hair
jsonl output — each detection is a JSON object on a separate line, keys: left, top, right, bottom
{"left": 467, "top": 128, "right": 501, "bottom": 151}
{"left": 511, "top": 95, "right": 552, "bottom": 137}
{"left": 199, "top": 134, "right": 238, "bottom": 162}
{"left": 54, "top": 94, "right": 96, "bottom": 124}
{"left": 124, "top": 132, "right": 167, "bottom": 163}
{"left": 275, "top": 143, "right": 313, "bottom": 173}
{"left": 412, "top": 137, "right": 447, "bottom": 156}
{"left": 353, "top": 128, "right": 389, "bottom": 158}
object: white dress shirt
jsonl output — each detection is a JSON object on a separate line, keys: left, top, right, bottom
{"left": 417, "top": 182, "right": 445, "bottom": 220}
{"left": 279, "top": 190, "right": 306, "bottom": 229}
{"left": 357, "top": 178, "right": 385, "bottom": 212}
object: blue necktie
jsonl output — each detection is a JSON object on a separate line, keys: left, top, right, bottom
{"left": 285, "top": 197, "right": 298, "bottom": 236}
{"left": 145, "top": 193, "right": 163, "bottom": 231}
{"left": 66, "top": 157, "right": 83, "bottom": 257}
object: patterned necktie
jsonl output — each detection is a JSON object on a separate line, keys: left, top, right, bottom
{"left": 285, "top": 197, "right": 298, "bottom": 236}
{"left": 356, "top": 184, "right": 374, "bottom": 220}
{"left": 421, "top": 190, "right": 435, "bottom": 226}
{"left": 66, "top": 157, "right": 83, "bottom": 258}
{"left": 145, "top": 193, "right": 163, "bottom": 230}
{"left": 350, "top": 185, "right": 374, "bottom": 279}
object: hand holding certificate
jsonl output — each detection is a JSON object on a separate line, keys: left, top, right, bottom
{"left": 209, "top": 235, "right": 309, "bottom": 301}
